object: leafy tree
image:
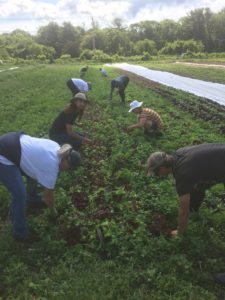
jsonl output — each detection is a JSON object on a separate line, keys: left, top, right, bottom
{"left": 36, "top": 22, "right": 60, "bottom": 57}
{"left": 180, "top": 8, "right": 214, "bottom": 52}
{"left": 159, "top": 39, "right": 204, "bottom": 55}
{"left": 211, "top": 9, "right": 225, "bottom": 52}
{"left": 135, "top": 39, "right": 157, "bottom": 55}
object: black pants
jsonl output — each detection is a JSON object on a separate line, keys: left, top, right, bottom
{"left": 110, "top": 78, "right": 129, "bottom": 103}
{"left": 118, "top": 78, "right": 129, "bottom": 103}
{"left": 67, "top": 79, "right": 80, "bottom": 96}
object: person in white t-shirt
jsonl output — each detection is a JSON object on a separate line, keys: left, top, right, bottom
{"left": 66, "top": 78, "right": 92, "bottom": 96}
{"left": 0, "top": 132, "right": 81, "bottom": 242}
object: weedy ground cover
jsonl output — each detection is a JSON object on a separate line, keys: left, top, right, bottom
{"left": 0, "top": 63, "right": 225, "bottom": 299}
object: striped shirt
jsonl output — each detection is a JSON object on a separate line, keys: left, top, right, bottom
{"left": 138, "top": 108, "right": 163, "bottom": 129}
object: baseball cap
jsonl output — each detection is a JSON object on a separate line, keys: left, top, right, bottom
{"left": 68, "top": 150, "right": 81, "bottom": 170}
{"left": 146, "top": 152, "right": 167, "bottom": 176}
{"left": 73, "top": 93, "right": 87, "bottom": 101}
{"left": 128, "top": 100, "right": 143, "bottom": 112}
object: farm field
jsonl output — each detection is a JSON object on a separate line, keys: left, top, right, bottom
{"left": 0, "top": 63, "right": 225, "bottom": 299}
{"left": 141, "top": 61, "right": 225, "bottom": 84}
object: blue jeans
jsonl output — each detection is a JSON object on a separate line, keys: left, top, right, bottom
{"left": 0, "top": 163, "right": 44, "bottom": 238}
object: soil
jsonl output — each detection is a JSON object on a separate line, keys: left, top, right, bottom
{"left": 148, "top": 213, "right": 172, "bottom": 237}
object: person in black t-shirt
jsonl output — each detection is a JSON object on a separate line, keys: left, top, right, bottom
{"left": 49, "top": 93, "right": 92, "bottom": 150}
{"left": 109, "top": 75, "right": 129, "bottom": 103}
{"left": 146, "top": 144, "right": 225, "bottom": 237}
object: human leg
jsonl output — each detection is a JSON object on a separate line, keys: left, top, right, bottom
{"left": 0, "top": 163, "right": 29, "bottom": 238}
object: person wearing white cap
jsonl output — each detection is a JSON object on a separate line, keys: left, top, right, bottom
{"left": 126, "top": 100, "right": 163, "bottom": 135}
{"left": 146, "top": 144, "right": 225, "bottom": 237}
{"left": 49, "top": 93, "right": 92, "bottom": 150}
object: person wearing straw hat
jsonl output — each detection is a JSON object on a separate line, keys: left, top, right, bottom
{"left": 146, "top": 144, "right": 225, "bottom": 237}
{"left": 0, "top": 132, "right": 81, "bottom": 242}
{"left": 49, "top": 93, "right": 92, "bottom": 151}
{"left": 126, "top": 100, "right": 163, "bottom": 136}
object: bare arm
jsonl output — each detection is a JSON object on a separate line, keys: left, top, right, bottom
{"left": 66, "top": 123, "right": 92, "bottom": 144}
{"left": 126, "top": 123, "right": 143, "bottom": 132}
{"left": 43, "top": 188, "right": 54, "bottom": 208}
{"left": 171, "top": 193, "right": 190, "bottom": 237}
{"left": 66, "top": 124, "right": 83, "bottom": 141}
{"left": 126, "top": 117, "right": 146, "bottom": 132}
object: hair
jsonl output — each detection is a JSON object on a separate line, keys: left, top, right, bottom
{"left": 57, "top": 144, "right": 72, "bottom": 159}
{"left": 161, "top": 154, "right": 174, "bottom": 168}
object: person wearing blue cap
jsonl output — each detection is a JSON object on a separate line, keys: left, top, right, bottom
{"left": 0, "top": 132, "right": 81, "bottom": 243}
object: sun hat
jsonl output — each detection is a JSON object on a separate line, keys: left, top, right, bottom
{"left": 73, "top": 93, "right": 87, "bottom": 101}
{"left": 146, "top": 152, "right": 167, "bottom": 176}
{"left": 128, "top": 100, "right": 143, "bottom": 112}
{"left": 68, "top": 149, "right": 81, "bottom": 170}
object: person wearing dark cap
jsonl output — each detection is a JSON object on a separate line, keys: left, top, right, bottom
{"left": 80, "top": 66, "right": 88, "bottom": 78}
{"left": 49, "top": 93, "right": 92, "bottom": 151}
{"left": 109, "top": 75, "right": 129, "bottom": 103}
{"left": 0, "top": 132, "right": 81, "bottom": 242}
{"left": 146, "top": 144, "right": 225, "bottom": 237}
{"left": 126, "top": 100, "right": 163, "bottom": 136}
{"left": 66, "top": 78, "right": 91, "bottom": 96}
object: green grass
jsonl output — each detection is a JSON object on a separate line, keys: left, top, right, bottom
{"left": 0, "top": 63, "right": 225, "bottom": 299}
{"left": 140, "top": 61, "right": 225, "bottom": 84}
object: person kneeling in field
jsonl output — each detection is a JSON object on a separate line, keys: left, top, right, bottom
{"left": 0, "top": 132, "right": 81, "bottom": 242}
{"left": 49, "top": 93, "right": 92, "bottom": 151}
{"left": 66, "top": 78, "right": 91, "bottom": 96}
{"left": 146, "top": 143, "right": 225, "bottom": 237}
{"left": 125, "top": 100, "right": 163, "bottom": 136}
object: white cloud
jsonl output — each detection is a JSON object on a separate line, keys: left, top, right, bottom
{"left": 0, "top": 0, "right": 225, "bottom": 33}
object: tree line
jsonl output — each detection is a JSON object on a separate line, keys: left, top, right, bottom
{"left": 1, "top": 7, "right": 225, "bottom": 60}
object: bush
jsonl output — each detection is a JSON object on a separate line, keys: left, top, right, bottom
{"left": 80, "top": 49, "right": 113, "bottom": 62}
{"left": 60, "top": 54, "right": 72, "bottom": 60}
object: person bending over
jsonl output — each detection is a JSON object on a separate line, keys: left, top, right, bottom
{"left": 66, "top": 78, "right": 91, "bottom": 96}
{"left": 0, "top": 132, "right": 81, "bottom": 242}
{"left": 146, "top": 144, "right": 225, "bottom": 237}
{"left": 109, "top": 75, "right": 129, "bottom": 103}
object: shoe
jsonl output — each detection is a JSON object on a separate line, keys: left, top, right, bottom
{"left": 215, "top": 273, "right": 225, "bottom": 286}
{"left": 14, "top": 232, "right": 40, "bottom": 243}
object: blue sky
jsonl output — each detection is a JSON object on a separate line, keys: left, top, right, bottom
{"left": 0, "top": 0, "right": 225, "bottom": 34}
